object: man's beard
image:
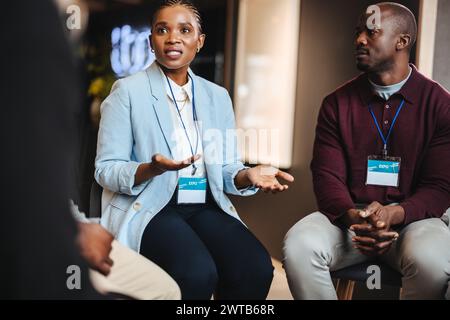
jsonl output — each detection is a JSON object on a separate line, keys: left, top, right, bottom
{"left": 356, "top": 61, "right": 371, "bottom": 72}
{"left": 357, "top": 58, "right": 393, "bottom": 73}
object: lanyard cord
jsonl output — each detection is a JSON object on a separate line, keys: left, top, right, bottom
{"left": 368, "top": 99, "right": 405, "bottom": 157}
{"left": 165, "top": 74, "right": 199, "bottom": 174}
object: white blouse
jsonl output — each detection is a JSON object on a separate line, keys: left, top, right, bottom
{"left": 160, "top": 67, "right": 206, "bottom": 178}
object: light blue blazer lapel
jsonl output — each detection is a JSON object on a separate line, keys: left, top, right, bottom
{"left": 146, "top": 63, "right": 176, "bottom": 158}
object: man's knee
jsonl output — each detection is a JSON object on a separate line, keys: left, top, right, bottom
{"left": 283, "top": 213, "right": 332, "bottom": 269}
{"left": 401, "top": 250, "right": 449, "bottom": 299}
{"left": 401, "top": 237, "right": 449, "bottom": 294}
{"left": 402, "top": 245, "right": 448, "bottom": 280}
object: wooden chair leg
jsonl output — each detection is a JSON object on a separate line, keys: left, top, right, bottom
{"left": 335, "top": 279, "right": 355, "bottom": 300}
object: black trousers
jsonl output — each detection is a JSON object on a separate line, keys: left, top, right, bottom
{"left": 140, "top": 193, "right": 274, "bottom": 300}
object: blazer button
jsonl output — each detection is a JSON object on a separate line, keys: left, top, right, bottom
{"left": 133, "top": 202, "right": 142, "bottom": 211}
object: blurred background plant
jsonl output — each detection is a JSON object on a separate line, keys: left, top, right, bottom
{"left": 83, "top": 41, "right": 117, "bottom": 128}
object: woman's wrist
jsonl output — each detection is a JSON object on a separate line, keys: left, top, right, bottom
{"left": 134, "top": 163, "right": 162, "bottom": 186}
{"left": 147, "top": 162, "right": 165, "bottom": 176}
{"left": 234, "top": 168, "right": 253, "bottom": 189}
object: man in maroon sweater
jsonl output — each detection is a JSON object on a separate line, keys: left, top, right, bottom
{"left": 283, "top": 3, "right": 450, "bottom": 299}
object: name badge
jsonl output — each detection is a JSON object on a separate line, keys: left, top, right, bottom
{"left": 177, "top": 177, "right": 207, "bottom": 204}
{"left": 366, "top": 155, "right": 401, "bottom": 187}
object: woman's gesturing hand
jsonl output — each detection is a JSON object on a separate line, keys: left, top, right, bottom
{"left": 134, "top": 154, "right": 201, "bottom": 186}
{"left": 235, "top": 165, "right": 294, "bottom": 193}
{"left": 151, "top": 153, "right": 201, "bottom": 174}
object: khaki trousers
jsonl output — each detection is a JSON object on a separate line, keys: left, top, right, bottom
{"left": 90, "top": 240, "right": 181, "bottom": 300}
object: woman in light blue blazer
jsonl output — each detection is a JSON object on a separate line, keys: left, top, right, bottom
{"left": 95, "top": 0, "right": 294, "bottom": 300}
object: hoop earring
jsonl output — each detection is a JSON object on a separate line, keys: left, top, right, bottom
{"left": 197, "top": 47, "right": 200, "bottom": 53}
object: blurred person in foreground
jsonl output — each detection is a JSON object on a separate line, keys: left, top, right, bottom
{"left": 0, "top": 0, "right": 180, "bottom": 299}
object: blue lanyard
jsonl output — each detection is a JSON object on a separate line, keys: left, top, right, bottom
{"left": 165, "top": 73, "right": 199, "bottom": 175}
{"left": 368, "top": 99, "right": 405, "bottom": 157}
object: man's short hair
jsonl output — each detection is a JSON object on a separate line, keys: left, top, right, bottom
{"left": 377, "top": 2, "right": 418, "bottom": 51}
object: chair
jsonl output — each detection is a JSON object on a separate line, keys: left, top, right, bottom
{"left": 331, "top": 261, "right": 402, "bottom": 300}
